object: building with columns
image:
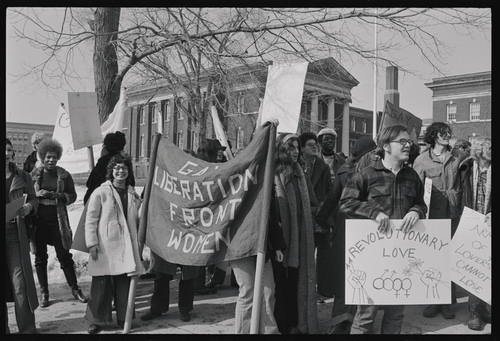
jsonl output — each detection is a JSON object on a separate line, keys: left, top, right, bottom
{"left": 425, "top": 71, "right": 491, "bottom": 143}
{"left": 123, "top": 58, "right": 369, "bottom": 177}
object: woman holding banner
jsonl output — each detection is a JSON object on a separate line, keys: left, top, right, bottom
{"left": 31, "top": 138, "right": 87, "bottom": 308}
{"left": 6, "top": 138, "right": 39, "bottom": 334}
{"left": 84, "top": 154, "right": 144, "bottom": 334}
{"left": 271, "top": 133, "right": 319, "bottom": 334}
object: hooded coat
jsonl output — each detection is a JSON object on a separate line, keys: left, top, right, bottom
{"left": 6, "top": 162, "right": 39, "bottom": 311}
{"left": 85, "top": 181, "right": 144, "bottom": 276}
{"left": 31, "top": 165, "right": 77, "bottom": 250}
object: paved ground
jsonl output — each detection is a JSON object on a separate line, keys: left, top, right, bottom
{"left": 6, "top": 269, "right": 491, "bottom": 335}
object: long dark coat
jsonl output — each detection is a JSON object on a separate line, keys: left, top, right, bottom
{"left": 6, "top": 162, "right": 39, "bottom": 311}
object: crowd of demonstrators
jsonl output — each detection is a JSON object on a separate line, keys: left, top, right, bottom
{"left": 6, "top": 139, "right": 39, "bottom": 334}
{"left": 315, "top": 137, "right": 377, "bottom": 334}
{"left": 459, "top": 136, "right": 491, "bottom": 330}
{"left": 84, "top": 131, "right": 135, "bottom": 205}
{"left": 340, "top": 125, "right": 427, "bottom": 334}
{"left": 23, "top": 132, "right": 45, "bottom": 173}
{"left": 270, "top": 133, "right": 319, "bottom": 334}
{"left": 297, "top": 132, "right": 333, "bottom": 303}
{"left": 31, "top": 138, "right": 88, "bottom": 308}
{"left": 413, "top": 122, "right": 467, "bottom": 320}
{"left": 84, "top": 154, "right": 144, "bottom": 334}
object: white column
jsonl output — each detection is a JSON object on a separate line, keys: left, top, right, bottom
{"left": 311, "top": 95, "right": 319, "bottom": 133}
{"left": 327, "top": 98, "right": 335, "bottom": 129}
{"left": 342, "top": 102, "right": 350, "bottom": 155}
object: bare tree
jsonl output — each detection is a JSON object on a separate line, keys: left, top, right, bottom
{"left": 7, "top": 7, "right": 491, "bottom": 132}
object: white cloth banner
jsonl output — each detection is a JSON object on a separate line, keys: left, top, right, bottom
{"left": 53, "top": 88, "right": 126, "bottom": 174}
{"left": 345, "top": 219, "right": 451, "bottom": 305}
{"left": 261, "top": 62, "right": 308, "bottom": 134}
{"left": 210, "top": 106, "right": 233, "bottom": 160}
{"left": 450, "top": 207, "right": 491, "bottom": 305}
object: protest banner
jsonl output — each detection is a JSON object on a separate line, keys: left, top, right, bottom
{"left": 261, "top": 62, "right": 308, "bottom": 134}
{"left": 345, "top": 219, "right": 451, "bottom": 305}
{"left": 210, "top": 106, "right": 233, "bottom": 160}
{"left": 141, "top": 123, "right": 275, "bottom": 266}
{"left": 379, "top": 100, "right": 423, "bottom": 143}
{"left": 53, "top": 88, "right": 126, "bottom": 174}
{"left": 450, "top": 207, "right": 491, "bottom": 305}
{"left": 67, "top": 92, "right": 102, "bottom": 150}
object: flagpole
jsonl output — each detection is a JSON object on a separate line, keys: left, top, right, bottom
{"left": 124, "top": 132, "right": 162, "bottom": 334}
{"left": 373, "top": 9, "right": 378, "bottom": 139}
{"left": 250, "top": 122, "right": 276, "bottom": 334}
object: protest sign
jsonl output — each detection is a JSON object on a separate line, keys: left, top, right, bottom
{"left": 450, "top": 207, "right": 491, "bottom": 305}
{"left": 345, "top": 219, "right": 451, "bottom": 305}
{"left": 379, "top": 100, "right": 423, "bottom": 143}
{"left": 67, "top": 92, "right": 102, "bottom": 150}
{"left": 261, "top": 62, "right": 308, "bottom": 134}
{"left": 143, "top": 124, "right": 274, "bottom": 266}
{"left": 6, "top": 194, "right": 26, "bottom": 222}
{"left": 424, "top": 178, "right": 432, "bottom": 219}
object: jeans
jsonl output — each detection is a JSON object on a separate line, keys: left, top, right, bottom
{"left": 351, "top": 305, "right": 405, "bottom": 334}
{"left": 271, "top": 258, "right": 299, "bottom": 334}
{"left": 85, "top": 274, "right": 132, "bottom": 324}
{"left": 468, "top": 294, "right": 487, "bottom": 312}
{"left": 5, "top": 223, "right": 36, "bottom": 334}
{"left": 231, "top": 257, "right": 279, "bottom": 334}
{"left": 149, "top": 272, "right": 194, "bottom": 314}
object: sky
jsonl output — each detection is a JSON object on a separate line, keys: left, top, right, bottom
{"left": 6, "top": 8, "right": 491, "bottom": 127}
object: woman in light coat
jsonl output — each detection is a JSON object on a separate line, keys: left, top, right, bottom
{"left": 85, "top": 154, "right": 144, "bottom": 334}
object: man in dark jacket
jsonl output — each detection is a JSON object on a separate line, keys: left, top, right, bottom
{"left": 339, "top": 125, "right": 427, "bottom": 334}
{"left": 317, "top": 128, "right": 345, "bottom": 184}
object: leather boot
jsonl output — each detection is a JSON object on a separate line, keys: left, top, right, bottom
{"left": 63, "top": 267, "right": 88, "bottom": 303}
{"left": 36, "top": 265, "right": 49, "bottom": 307}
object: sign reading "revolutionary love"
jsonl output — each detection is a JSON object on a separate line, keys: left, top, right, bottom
{"left": 144, "top": 125, "right": 273, "bottom": 266}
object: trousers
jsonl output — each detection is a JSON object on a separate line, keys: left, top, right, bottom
{"left": 350, "top": 305, "right": 405, "bottom": 334}
{"left": 149, "top": 272, "right": 194, "bottom": 314}
{"left": 231, "top": 257, "right": 279, "bottom": 334}
{"left": 5, "top": 223, "right": 36, "bottom": 334}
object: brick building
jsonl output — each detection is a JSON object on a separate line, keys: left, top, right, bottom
{"left": 6, "top": 122, "right": 54, "bottom": 169}
{"left": 122, "top": 58, "right": 378, "bottom": 177}
{"left": 425, "top": 71, "right": 491, "bottom": 143}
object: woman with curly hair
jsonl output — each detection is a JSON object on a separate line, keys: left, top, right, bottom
{"left": 271, "top": 133, "right": 319, "bottom": 334}
{"left": 85, "top": 154, "right": 144, "bottom": 334}
{"left": 31, "top": 138, "right": 87, "bottom": 308}
{"left": 6, "top": 138, "right": 39, "bottom": 334}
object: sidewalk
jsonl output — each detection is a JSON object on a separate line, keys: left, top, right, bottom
{"left": 6, "top": 271, "right": 491, "bottom": 335}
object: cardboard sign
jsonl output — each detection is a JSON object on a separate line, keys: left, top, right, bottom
{"left": 261, "top": 62, "right": 308, "bottom": 134}
{"left": 379, "top": 100, "right": 423, "bottom": 143}
{"left": 450, "top": 207, "right": 491, "bottom": 305}
{"left": 67, "top": 92, "right": 102, "bottom": 150}
{"left": 6, "top": 194, "right": 26, "bottom": 222}
{"left": 345, "top": 219, "right": 451, "bottom": 305}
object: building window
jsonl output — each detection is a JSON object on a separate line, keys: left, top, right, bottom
{"left": 140, "top": 107, "right": 145, "bottom": 125}
{"left": 13, "top": 133, "right": 18, "bottom": 140}
{"left": 24, "top": 133, "right": 28, "bottom": 141}
{"left": 7, "top": 132, "right": 12, "bottom": 139}
{"left": 350, "top": 118, "right": 356, "bottom": 132}
{"left": 191, "top": 132, "right": 198, "bottom": 152}
{"left": 140, "top": 135, "right": 145, "bottom": 157}
{"left": 469, "top": 101, "right": 480, "bottom": 121}
{"left": 178, "top": 131, "right": 184, "bottom": 149}
{"left": 446, "top": 104, "right": 457, "bottom": 122}
{"left": 237, "top": 126, "right": 245, "bottom": 150}
{"left": 164, "top": 100, "right": 171, "bottom": 122}
{"left": 237, "top": 93, "right": 245, "bottom": 114}
{"left": 178, "top": 98, "right": 185, "bottom": 120}
{"left": 152, "top": 103, "right": 158, "bottom": 123}
{"left": 362, "top": 119, "right": 367, "bottom": 133}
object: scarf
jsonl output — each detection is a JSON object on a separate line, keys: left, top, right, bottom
{"left": 472, "top": 161, "right": 491, "bottom": 215}
{"left": 274, "top": 163, "right": 318, "bottom": 333}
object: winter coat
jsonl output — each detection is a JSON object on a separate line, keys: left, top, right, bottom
{"left": 23, "top": 151, "right": 38, "bottom": 173}
{"left": 85, "top": 181, "right": 144, "bottom": 276}
{"left": 413, "top": 147, "right": 466, "bottom": 219}
{"left": 459, "top": 156, "right": 491, "bottom": 215}
{"left": 6, "top": 163, "right": 39, "bottom": 311}
{"left": 31, "top": 165, "right": 77, "bottom": 250}
{"left": 299, "top": 155, "right": 333, "bottom": 204}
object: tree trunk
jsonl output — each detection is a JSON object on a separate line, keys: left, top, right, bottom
{"left": 92, "top": 8, "right": 121, "bottom": 124}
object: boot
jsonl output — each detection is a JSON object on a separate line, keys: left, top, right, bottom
{"left": 63, "top": 266, "right": 88, "bottom": 303}
{"left": 36, "top": 265, "right": 50, "bottom": 307}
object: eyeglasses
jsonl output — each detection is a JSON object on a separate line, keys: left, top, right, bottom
{"left": 113, "top": 166, "right": 129, "bottom": 171}
{"left": 391, "top": 139, "right": 414, "bottom": 146}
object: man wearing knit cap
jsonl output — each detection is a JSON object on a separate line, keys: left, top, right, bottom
{"left": 317, "top": 128, "right": 345, "bottom": 184}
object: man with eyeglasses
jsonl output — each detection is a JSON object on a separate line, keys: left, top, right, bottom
{"left": 298, "top": 132, "right": 333, "bottom": 303}
{"left": 413, "top": 122, "right": 467, "bottom": 321}
{"left": 339, "top": 124, "right": 427, "bottom": 334}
